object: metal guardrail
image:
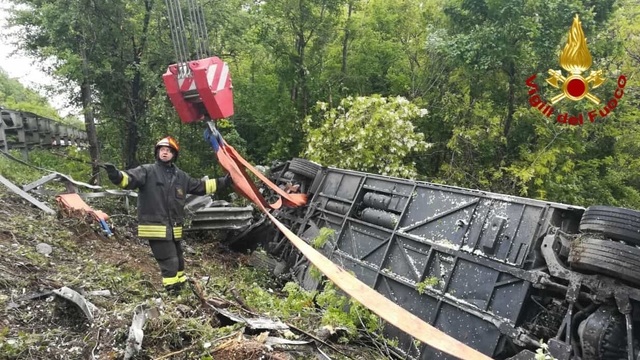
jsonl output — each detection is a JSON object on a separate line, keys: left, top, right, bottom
{"left": 0, "top": 108, "right": 88, "bottom": 152}
{"left": 189, "top": 205, "right": 254, "bottom": 231}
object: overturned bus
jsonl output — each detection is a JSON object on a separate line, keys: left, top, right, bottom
{"left": 233, "top": 158, "right": 640, "bottom": 360}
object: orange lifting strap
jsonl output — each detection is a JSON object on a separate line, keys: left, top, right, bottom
{"left": 204, "top": 124, "right": 307, "bottom": 209}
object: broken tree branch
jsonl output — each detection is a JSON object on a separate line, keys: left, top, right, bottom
{"left": 153, "top": 344, "right": 197, "bottom": 360}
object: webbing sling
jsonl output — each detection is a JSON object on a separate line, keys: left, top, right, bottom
{"left": 203, "top": 123, "right": 492, "bottom": 360}
{"left": 204, "top": 124, "right": 306, "bottom": 209}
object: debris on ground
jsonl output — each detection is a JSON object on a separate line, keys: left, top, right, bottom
{"left": 0, "top": 175, "right": 390, "bottom": 359}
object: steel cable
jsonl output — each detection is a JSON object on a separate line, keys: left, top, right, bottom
{"left": 165, "top": 0, "right": 191, "bottom": 77}
{"left": 193, "top": 0, "right": 210, "bottom": 58}
{"left": 176, "top": 0, "right": 190, "bottom": 74}
{"left": 164, "top": 0, "right": 212, "bottom": 76}
{"left": 186, "top": 0, "right": 203, "bottom": 59}
{"left": 174, "top": 0, "right": 191, "bottom": 77}
{"left": 163, "top": 0, "right": 182, "bottom": 71}
{"left": 0, "top": 148, "right": 57, "bottom": 174}
{"left": 198, "top": 5, "right": 210, "bottom": 57}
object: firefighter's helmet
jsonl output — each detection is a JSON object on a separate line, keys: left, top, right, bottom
{"left": 155, "top": 136, "right": 180, "bottom": 161}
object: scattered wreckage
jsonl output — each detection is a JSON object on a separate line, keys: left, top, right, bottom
{"left": 5, "top": 151, "right": 640, "bottom": 359}
{"left": 0, "top": 164, "right": 337, "bottom": 359}
{"left": 229, "top": 157, "right": 640, "bottom": 360}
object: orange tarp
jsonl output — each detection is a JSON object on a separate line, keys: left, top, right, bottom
{"left": 56, "top": 193, "right": 109, "bottom": 222}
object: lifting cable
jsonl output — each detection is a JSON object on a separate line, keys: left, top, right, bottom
{"left": 163, "top": 0, "right": 211, "bottom": 78}
{"left": 185, "top": 0, "right": 210, "bottom": 60}
{"left": 164, "top": 0, "right": 191, "bottom": 78}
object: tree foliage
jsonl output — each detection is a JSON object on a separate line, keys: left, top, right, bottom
{"left": 0, "top": 69, "right": 61, "bottom": 121}
{"left": 303, "top": 95, "right": 429, "bottom": 178}
{"left": 4, "top": 0, "right": 640, "bottom": 209}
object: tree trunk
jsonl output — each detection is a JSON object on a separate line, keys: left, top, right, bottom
{"left": 124, "top": 121, "right": 139, "bottom": 169}
{"left": 80, "top": 44, "right": 101, "bottom": 184}
{"left": 291, "top": 31, "right": 306, "bottom": 111}
{"left": 504, "top": 62, "right": 516, "bottom": 138}
{"left": 123, "top": 0, "right": 153, "bottom": 169}
{"left": 341, "top": 2, "right": 353, "bottom": 78}
{"left": 298, "top": 35, "right": 307, "bottom": 115}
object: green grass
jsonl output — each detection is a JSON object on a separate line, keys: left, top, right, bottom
{"left": 0, "top": 149, "right": 392, "bottom": 359}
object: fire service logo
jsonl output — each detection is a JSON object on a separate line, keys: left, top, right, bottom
{"left": 525, "top": 15, "right": 626, "bottom": 125}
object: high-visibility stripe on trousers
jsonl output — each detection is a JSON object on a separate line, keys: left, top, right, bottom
{"left": 138, "top": 224, "right": 183, "bottom": 239}
{"left": 148, "top": 238, "right": 185, "bottom": 288}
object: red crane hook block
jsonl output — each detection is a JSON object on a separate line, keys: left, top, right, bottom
{"left": 163, "top": 56, "right": 234, "bottom": 123}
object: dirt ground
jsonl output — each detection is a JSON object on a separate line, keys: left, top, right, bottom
{"left": 0, "top": 188, "right": 386, "bottom": 360}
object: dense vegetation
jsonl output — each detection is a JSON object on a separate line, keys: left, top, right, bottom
{"left": 0, "top": 69, "right": 60, "bottom": 122}
{"left": 2, "top": 0, "right": 640, "bottom": 208}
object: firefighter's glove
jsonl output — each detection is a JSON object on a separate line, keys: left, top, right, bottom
{"left": 104, "top": 163, "right": 122, "bottom": 184}
{"left": 216, "top": 173, "right": 233, "bottom": 191}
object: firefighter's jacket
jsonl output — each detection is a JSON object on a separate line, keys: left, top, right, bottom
{"left": 116, "top": 161, "right": 217, "bottom": 240}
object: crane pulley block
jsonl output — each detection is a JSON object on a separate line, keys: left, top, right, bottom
{"left": 162, "top": 56, "right": 234, "bottom": 123}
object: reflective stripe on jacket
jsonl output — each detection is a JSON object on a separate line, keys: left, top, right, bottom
{"left": 117, "top": 161, "right": 217, "bottom": 240}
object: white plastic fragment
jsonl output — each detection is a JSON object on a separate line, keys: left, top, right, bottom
{"left": 124, "top": 305, "right": 160, "bottom": 360}
{"left": 51, "top": 286, "right": 98, "bottom": 323}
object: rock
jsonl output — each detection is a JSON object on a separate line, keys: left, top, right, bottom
{"left": 274, "top": 261, "right": 287, "bottom": 276}
{"left": 315, "top": 325, "right": 333, "bottom": 341}
{"left": 282, "top": 330, "right": 297, "bottom": 340}
{"left": 315, "top": 325, "right": 349, "bottom": 342}
{"left": 176, "top": 304, "right": 192, "bottom": 316}
{"left": 36, "top": 243, "right": 53, "bottom": 256}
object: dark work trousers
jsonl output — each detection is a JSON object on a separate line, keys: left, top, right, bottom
{"left": 149, "top": 238, "right": 185, "bottom": 288}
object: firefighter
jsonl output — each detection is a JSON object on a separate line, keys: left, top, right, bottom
{"left": 104, "top": 136, "right": 232, "bottom": 294}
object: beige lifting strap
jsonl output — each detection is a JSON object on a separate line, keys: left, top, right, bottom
{"left": 264, "top": 211, "right": 493, "bottom": 360}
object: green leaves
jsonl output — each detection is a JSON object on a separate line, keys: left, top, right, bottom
{"left": 303, "top": 95, "right": 430, "bottom": 178}
{"left": 5, "top": 0, "right": 640, "bottom": 209}
{"left": 0, "top": 70, "right": 62, "bottom": 121}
